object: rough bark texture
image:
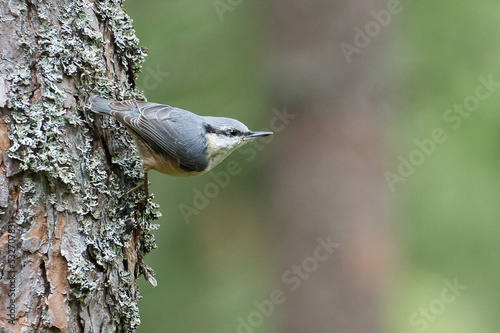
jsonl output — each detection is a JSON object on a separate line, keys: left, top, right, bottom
{"left": 0, "top": 0, "right": 159, "bottom": 332}
{"left": 269, "top": 0, "right": 394, "bottom": 332}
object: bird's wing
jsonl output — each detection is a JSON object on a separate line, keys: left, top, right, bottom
{"left": 108, "top": 101, "right": 208, "bottom": 172}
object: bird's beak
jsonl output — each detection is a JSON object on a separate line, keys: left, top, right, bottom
{"left": 244, "top": 131, "right": 274, "bottom": 140}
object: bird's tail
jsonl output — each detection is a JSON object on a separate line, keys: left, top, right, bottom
{"left": 88, "top": 96, "right": 112, "bottom": 115}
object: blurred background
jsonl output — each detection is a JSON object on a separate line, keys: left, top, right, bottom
{"left": 125, "top": 1, "right": 500, "bottom": 332}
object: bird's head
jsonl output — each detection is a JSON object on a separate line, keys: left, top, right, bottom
{"left": 202, "top": 117, "right": 273, "bottom": 169}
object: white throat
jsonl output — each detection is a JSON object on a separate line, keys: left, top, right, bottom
{"left": 205, "top": 133, "right": 245, "bottom": 171}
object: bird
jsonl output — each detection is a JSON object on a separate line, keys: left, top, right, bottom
{"left": 88, "top": 96, "right": 273, "bottom": 196}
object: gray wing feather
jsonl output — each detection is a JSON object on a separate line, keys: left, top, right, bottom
{"left": 107, "top": 101, "right": 208, "bottom": 172}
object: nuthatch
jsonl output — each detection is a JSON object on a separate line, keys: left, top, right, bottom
{"left": 89, "top": 96, "right": 272, "bottom": 193}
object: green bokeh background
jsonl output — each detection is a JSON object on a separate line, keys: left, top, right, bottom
{"left": 125, "top": 1, "right": 500, "bottom": 332}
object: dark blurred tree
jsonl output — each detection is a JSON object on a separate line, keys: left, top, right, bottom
{"left": 0, "top": 0, "right": 157, "bottom": 331}
{"left": 268, "top": 0, "right": 395, "bottom": 332}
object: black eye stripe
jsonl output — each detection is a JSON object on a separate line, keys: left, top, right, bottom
{"left": 204, "top": 124, "right": 243, "bottom": 136}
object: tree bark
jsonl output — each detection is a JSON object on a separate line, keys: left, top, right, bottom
{"left": 0, "top": 0, "right": 159, "bottom": 332}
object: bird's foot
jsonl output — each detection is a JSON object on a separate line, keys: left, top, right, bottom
{"left": 122, "top": 180, "right": 150, "bottom": 202}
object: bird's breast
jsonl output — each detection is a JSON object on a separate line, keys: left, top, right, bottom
{"left": 136, "top": 140, "right": 202, "bottom": 177}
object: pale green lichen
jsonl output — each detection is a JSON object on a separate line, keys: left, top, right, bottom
{"left": 94, "top": 0, "right": 146, "bottom": 76}
{"left": 113, "top": 283, "right": 142, "bottom": 329}
{"left": 5, "top": 0, "right": 159, "bottom": 330}
{"left": 67, "top": 256, "right": 99, "bottom": 300}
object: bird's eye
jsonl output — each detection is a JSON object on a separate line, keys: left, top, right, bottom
{"left": 229, "top": 129, "right": 238, "bottom": 136}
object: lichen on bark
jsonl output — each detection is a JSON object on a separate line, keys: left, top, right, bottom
{"left": 0, "top": 0, "right": 159, "bottom": 331}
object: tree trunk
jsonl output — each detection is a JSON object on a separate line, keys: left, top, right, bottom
{"left": 0, "top": 0, "right": 159, "bottom": 332}
{"left": 268, "top": 0, "right": 394, "bottom": 332}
